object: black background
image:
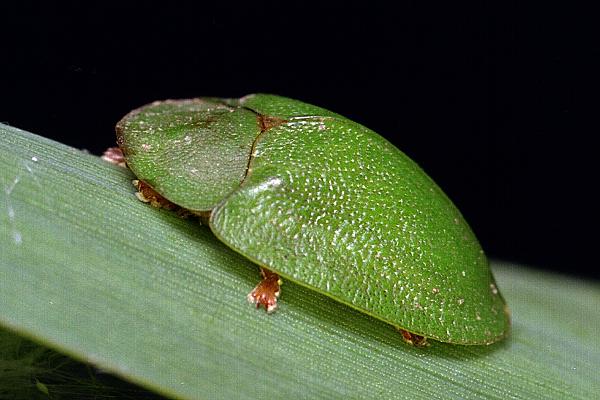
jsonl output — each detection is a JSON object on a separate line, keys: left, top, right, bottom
{"left": 1, "top": 2, "right": 597, "bottom": 280}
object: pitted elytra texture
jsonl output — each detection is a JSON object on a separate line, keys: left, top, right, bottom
{"left": 117, "top": 94, "right": 510, "bottom": 345}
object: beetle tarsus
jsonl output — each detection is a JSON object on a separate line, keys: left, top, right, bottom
{"left": 132, "top": 180, "right": 179, "bottom": 211}
{"left": 248, "top": 268, "right": 281, "bottom": 313}
{"left": 102, "top": 147, "right": 127, "bottom": 167}
{"left": 399, "top": 329, "right": 429, "bottom": 347}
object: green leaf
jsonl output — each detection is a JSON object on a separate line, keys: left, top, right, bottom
{"left": 1, "top": 123, "right": 599, "bottom": 400}
{"left": 0, "top": 327, "right": 165, "bottom": 399}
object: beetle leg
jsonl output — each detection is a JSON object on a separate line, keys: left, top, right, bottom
{"left": 132, "top": 179, "right": 179, "bottom": 211}
{"left": 132, "top": 180, "right": 196, "bottom": 219}
{"left": 101, "top": 147, "right": 127, "bottom": 167}
{"left": 247, "top": 268, "right": 282, "bottom": 313}
{"left": 398, "top": 329, "right": 429, "bottom": 347}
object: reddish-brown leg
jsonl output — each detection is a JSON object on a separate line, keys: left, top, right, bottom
{"left": 399, "top": 329, "right": 429, "bottom": 347}
{"left": 103, "top": 148, "right": 176, "bottom": 210}
{"left": 247, "top": 268, "right": 282, "bottom": 313}
{"left": 102, "top": 148, "right": 176, "bottom": 210}
{"left": 102, "top": 147, "right": 127, "bottom": 167}
{"left": 132, "top": 180, "right": 180, "bottom": 211}
{"left": 105, "top": 147, "right": 195, "bottom": 218}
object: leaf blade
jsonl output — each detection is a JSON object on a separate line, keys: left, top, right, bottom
{"left": 1, "top": 123, "right": 599, "bottom": 399}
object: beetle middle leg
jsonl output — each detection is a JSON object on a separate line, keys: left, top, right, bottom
{"left": 247, "top": 267, "right": 281, "bottom": 313}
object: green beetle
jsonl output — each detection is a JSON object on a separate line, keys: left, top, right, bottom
{"left": 108, "top": 94, "right": 510, "bottom": 346}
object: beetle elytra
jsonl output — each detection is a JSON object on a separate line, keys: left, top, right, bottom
{"left": 109, "top": 94, "right": 510, "bottom": 345}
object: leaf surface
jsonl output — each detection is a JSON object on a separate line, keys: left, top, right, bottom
{"left": 1, "top": 123, "right": 598, "bottom": 399}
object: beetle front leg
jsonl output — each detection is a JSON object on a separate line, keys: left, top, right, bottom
{"left": 132, "top": 180, "right": 174, "bottom": 209}
{"left": 102, "top": 147, "right": 182, "bottom": 212}
{"left": 398, "top": 329, "right": 429, "bottom": 347}
{"left": 247, "top": 267, "right": 281, "bottom": 313}
{"left": 101, "top": 147, "right": 127, "bottom": 167}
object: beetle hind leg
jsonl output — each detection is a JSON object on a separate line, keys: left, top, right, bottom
{"left": 247, "top": 268, "right": 281, "bottom": 313}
